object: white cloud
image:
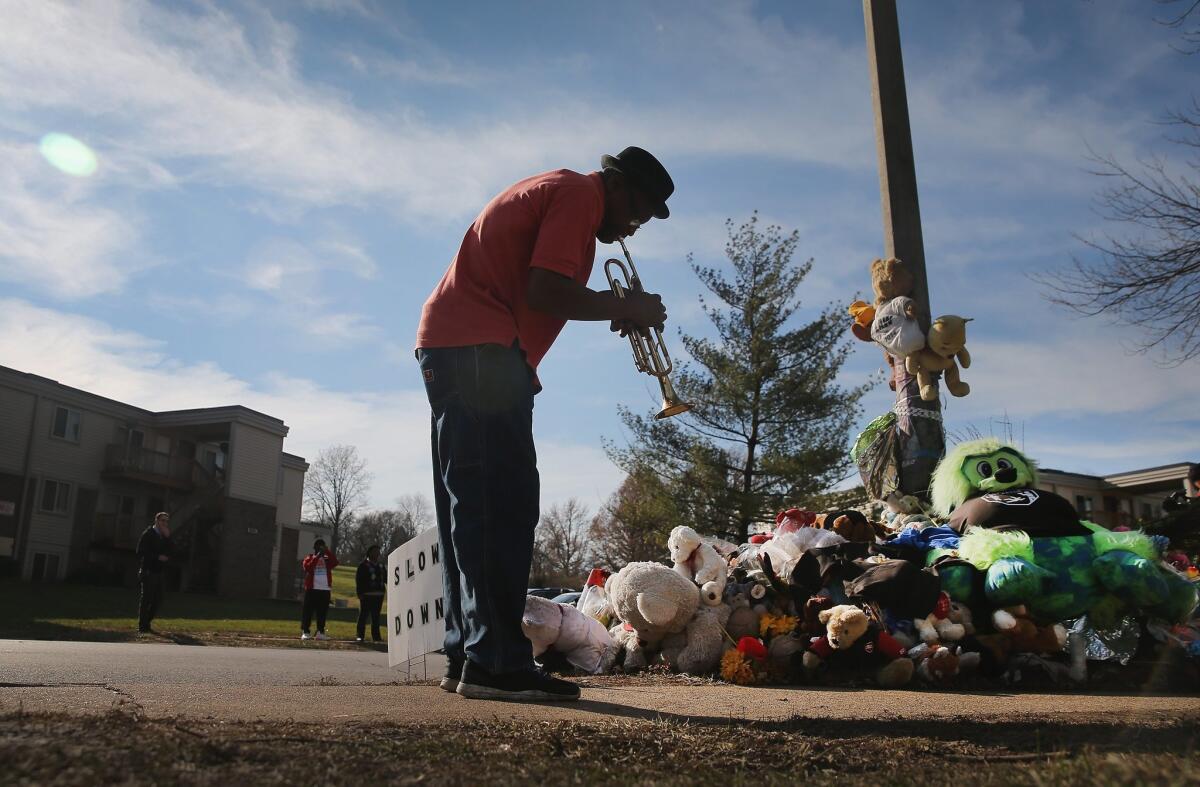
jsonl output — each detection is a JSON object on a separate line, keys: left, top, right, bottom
{"left": 233, "top": 237, "right": 381, "bottom": 343}
{"left": 0, "top": 297, "right": 618, "bottom": 510}
{"left": 0, "top": 139, "right": 143, "bottom": 297}
{"left": 935, "top": 325, "right": 1200, "bottom": 422}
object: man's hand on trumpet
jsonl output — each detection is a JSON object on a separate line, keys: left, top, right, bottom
{"left": 526, "top": 268, "right": 665, "bottom": 334}
{"left": 611, "top": 290, "right": 666, "bottom": 338}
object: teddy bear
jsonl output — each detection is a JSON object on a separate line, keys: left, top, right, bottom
{"left": 904, "top": 315, "right": 972, "bottom": 401}
{"left": 723, "top": 581, "right": 767, "bottom": 640}
{"left": 659, "top": 602, "right": 734, "bottom": 675}
{"left": 870, "top": 257, "right": 915, "bottom": 305}
{"left": 883, "top": 493, "right": 933, "bottom": 532}
{"left": 914, "top": 592, "right": 965, "bottom": 645}
{"left": 522, "top": 595, "right": 618, "bottom": 674}
{"left": 668, "top": 525, "right": 727, "bottom": 606}
{"left": 606, "top": 561, "right": 701, "bottom": 670}
{"left": 802, "top": 604, "right": 914, "bottom": 688}
{"left": 907, "top": 642, "right": 981, "bottom": 686}
{"left": 987, "top": 605, "right": 1067, "bottom": 655}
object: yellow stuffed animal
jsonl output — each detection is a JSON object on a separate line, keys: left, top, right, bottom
{"left": 904, "top": 315, "right": 972, "bottom": 401}
{"left": 847, "top": 300, "right": 876, "bottom": 342}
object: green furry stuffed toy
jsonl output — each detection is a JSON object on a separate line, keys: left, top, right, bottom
{"left": 927, "top": 438, "right": 1197, "bottom": 626}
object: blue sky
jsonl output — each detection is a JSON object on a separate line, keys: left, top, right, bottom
{"left": 2, "top": 0, "right": 1197, "bottom": 514}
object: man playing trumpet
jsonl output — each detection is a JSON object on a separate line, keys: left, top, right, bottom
{"left": 415, "top": 146, "right": 674, "bottom": 702}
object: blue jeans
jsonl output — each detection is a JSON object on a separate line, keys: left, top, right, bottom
{"left": 417, "top": 343, "right": 539, "bottom": 674}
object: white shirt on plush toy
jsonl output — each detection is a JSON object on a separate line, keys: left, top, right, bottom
{"left": 667, "top": 525, "right": 727, "bottom": 606}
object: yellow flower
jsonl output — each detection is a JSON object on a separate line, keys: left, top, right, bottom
{"left": 759, "top": 613, "right": 799, "bottom": 639}
{"left": 720, "top": 649, "right": 757, "bottom": 685}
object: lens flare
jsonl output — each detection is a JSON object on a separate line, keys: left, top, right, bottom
{"left": 38, "top": 133, "right": 98, "bottom": 177}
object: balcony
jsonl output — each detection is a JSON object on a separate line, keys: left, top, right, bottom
{"left": 103, "top": 444, "right": 196, "bottom": 490}
{"left": 93, "top": 512, "right": 139, "bottom": 549}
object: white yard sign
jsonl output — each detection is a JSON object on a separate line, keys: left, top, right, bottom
{"left": 386, "top": 527, "right": 446, "bottom": 668}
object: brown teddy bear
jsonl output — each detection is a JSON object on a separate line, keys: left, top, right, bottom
{"left": 975, "top": 605, "right": 1067, "bottom": 663}
{"left": 904, "top": 315, "right": 972, "bottom": 401}
{"left": 813, "top": 510, "right": 877, "bottom": 543}
{"left": 870, "top": 257, "right": 914, "bottom": 305}
{"left": 801, "top": 604, "right": 914, "bottom": 688}
{"left": 870, "top": 257, "right": 917, "bottom": 392}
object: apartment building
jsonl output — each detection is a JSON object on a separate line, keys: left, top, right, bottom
{"left": 1038, "top": 462, "right": 1197, "bottom": 529}
{"left": 0, "top": 364, "right": 324, "bottom": 599}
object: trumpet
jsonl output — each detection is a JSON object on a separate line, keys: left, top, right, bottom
{"left": 605, "top": 240, "right": 694, "bottom": 420}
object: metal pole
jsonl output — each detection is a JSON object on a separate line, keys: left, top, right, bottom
{"left": 863, "top": 0, "right": 945, "bottom": 498}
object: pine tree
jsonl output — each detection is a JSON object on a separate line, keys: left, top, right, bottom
{"left": 608, "top": 214, "right": 873, "bottom": 543}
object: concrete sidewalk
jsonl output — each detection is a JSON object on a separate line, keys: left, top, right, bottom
{"left": 4, "top": 639, "right": 1200, "bottom": 726}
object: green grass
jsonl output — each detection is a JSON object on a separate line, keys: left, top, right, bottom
{"left": 0, "top": 574, "right": 388, "bottom": 646}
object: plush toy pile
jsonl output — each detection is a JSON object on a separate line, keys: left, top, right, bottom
{"left": 523, "top": 439, "right": 1200, "bottom": 691}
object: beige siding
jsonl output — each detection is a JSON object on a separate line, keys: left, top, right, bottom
{"left": 26, "top": 510, "right": 73, "bottom": 549}
{"left": 24, "top": 401, "right": 120, "bottom": 556}
{"left": 0, "top": 386, "right": 36, "bottom": 472}
{"left": 29, "top": 399, "right": 118, "bottom": 490}
{"left": 276, "top": 465, "right": 304, "bottom": 527}
{"left": 228, "top": 423, "right": 283, "bottom": 505}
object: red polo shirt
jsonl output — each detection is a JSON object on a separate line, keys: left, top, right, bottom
{"left": 415, "top": 169, "right": 605, "bottom": 373}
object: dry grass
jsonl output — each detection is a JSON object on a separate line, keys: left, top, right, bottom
{"left": 4, "top": 707, "right": 1199, "bottom": 786}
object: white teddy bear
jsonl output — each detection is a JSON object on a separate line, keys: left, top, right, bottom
{"left": 606, "top": 561, "right": 701, "bottom": 669}
{"left": 667, "top": 525, "right": 727, "bottom": 606}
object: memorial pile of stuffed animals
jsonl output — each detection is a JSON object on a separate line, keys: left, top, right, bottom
{"left": 521, "top": 439, "right": 1200, "bottom": 689}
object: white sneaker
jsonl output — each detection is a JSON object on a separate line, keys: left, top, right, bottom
{"left": 355, "top": 637, "right": 364, "bottom": 643}
{"left": 300, "top": 632, "right": 311, "bottom": 640}
{"left": 314, "top": 632, "right": 329, "bottom": 641}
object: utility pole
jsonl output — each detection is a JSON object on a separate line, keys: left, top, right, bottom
{"left": 863, "top": 0, "right": 945, "bottom": 498}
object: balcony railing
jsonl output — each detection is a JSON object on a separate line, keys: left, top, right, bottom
{"left": 93, "top": 512, "right": 140, "bottom": 549}
{"left": 103, "top": 444, "right": 196, "bottom": 489}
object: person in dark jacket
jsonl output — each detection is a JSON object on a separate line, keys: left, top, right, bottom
{"left": 301, "top": 538, "right": 338, "bottom": 640}
{"left": 355, "top": 545, "right": 387, "bottom": 642}
{"left": 134, "top": 512, "right": 172, "bottom": 633}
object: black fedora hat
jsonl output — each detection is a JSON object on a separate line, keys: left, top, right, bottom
{"left": 600, "top": 146, "right": 674, "bottom": 220}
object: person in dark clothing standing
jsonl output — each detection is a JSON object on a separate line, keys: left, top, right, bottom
{"left": 301, "top": 538, "right": 338, "bottom": 641}
{"left": 135, "top": 512, "right": 172, "bottom": 634}
{"left": 355, "top": 544, "right": 387, "bottom": 642}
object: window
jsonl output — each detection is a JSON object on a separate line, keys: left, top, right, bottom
{"left": 31, "top": 552, "right": 60, "bottom": 582}
{"left": 51, "top": 406, "right": 81, "bottom": 442}
{"left": 40, "top": 479, "right": 72, "bottom": 514}
{"left": 1075, "top": 495, "right": 1093, "bottom": 515}
{"left": 1140, "top": 502, "right": 1155, "bottom": 519}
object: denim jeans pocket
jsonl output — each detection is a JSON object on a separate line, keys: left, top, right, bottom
{"left": 434, "top": 392, "right": 484, "bottom": 470}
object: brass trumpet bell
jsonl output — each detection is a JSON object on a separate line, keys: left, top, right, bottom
{"left": 655, "top": 376, "right": 693, "bottom": 420}
{"left": 606, "top": 239, "right": 694, "bottom": 421}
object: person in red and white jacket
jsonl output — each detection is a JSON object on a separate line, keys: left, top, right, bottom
{"left": 300, "top": 538, "right": 339, "bottom": 641}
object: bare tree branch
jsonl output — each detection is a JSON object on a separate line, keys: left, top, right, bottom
{"left": 1035, "top": 115, "right": 1200, "bottom": 365}
{"left": 303, "top": 444, "right": 372, "bottom": 553}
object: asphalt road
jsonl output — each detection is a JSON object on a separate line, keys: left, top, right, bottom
{"left": 4, "top": 639, "right": 1200, "bottom": 725}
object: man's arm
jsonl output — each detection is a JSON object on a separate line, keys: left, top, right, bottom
{"left": 526, "top": 268, "right": 666, "bottom": 328}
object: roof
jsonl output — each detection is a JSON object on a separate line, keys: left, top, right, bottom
{"left": 1040, "top": 461, "right": 1195, "bottom": 494}
{"left": 0, "top": 364, "right": 289, "bottom": 437}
